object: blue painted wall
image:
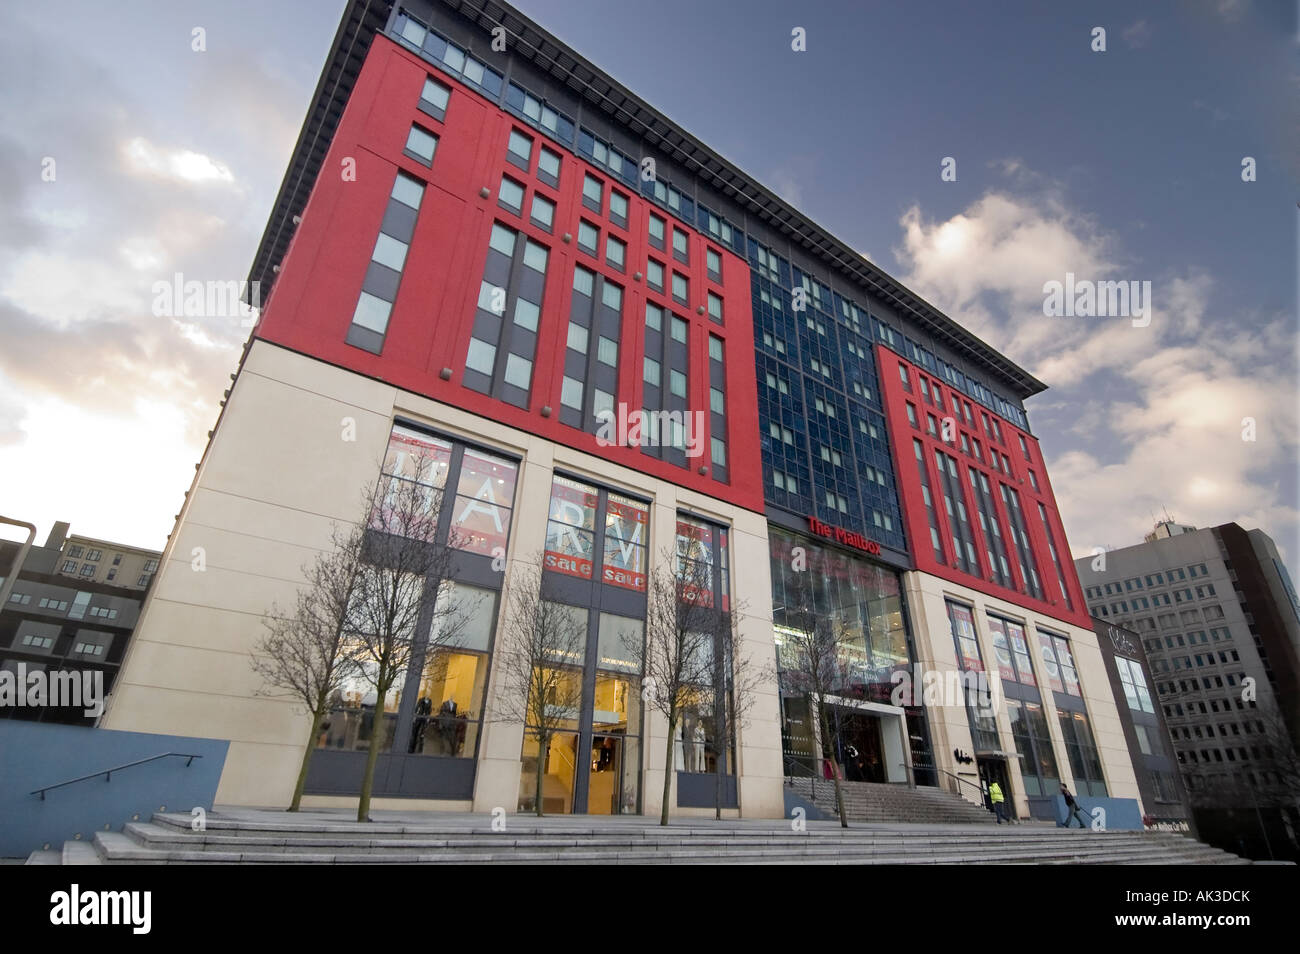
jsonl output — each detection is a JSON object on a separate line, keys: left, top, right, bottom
{"left": 1054, "top": 794, "right": 1143, "bottom": 831}
{"left": 0, "top": 722, "right": 228, "bottom": 858}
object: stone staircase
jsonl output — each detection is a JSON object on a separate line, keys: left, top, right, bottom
{"left": 788, "top": 777, "right": 998, "bottom": 825}
{"left": 25, "top": 808, "right": 1250, "bottom": 865}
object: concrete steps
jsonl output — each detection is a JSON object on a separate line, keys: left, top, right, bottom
{"left": 27, "top": 808, "right": 1250, "bottom": 865}
{"left": 788, "top": 778, "right": 998, "bottom": 825}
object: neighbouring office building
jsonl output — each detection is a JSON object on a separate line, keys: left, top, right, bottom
{"left": 1077, "top": 521, "right": 1300, "bottom": 859}
{"left": 1092, "top": 617, "right": 1192, "bottom": 831}
{"left": 102, "top": 0, "right": 1141, "bottom": 822}
{"left": 1, "top": 522, "right": 160, "bottom": 726}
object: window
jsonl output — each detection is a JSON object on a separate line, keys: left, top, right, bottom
{"left": 671, "top": 273, "right": 688, "bottom": 303}
{"left": 583, "top": 173, "right": 604, "bottom": 211}
{"left": 530, "top": 193, "right": 555, "bottom": 229}
{"left": 489, "top": 222, "right": 516, "bottom": 257}
{"left": 538, "top": 147, "right": 561, "bottom": 184}
{"left": 597, "top": 336, "right": 618, "bottom": 366}
{"left": 67, "top": 546, "right": 84, "bottom": 559}
{"left": 601, "top": 282, "right": 623, "bottom": 311}
{"left": 669, "top": 369, "right": 687, "bottom": 398}
{"left": 573, "top": 266, "right": 595, "bottom": 298}
{"left": 567, "top": 322, "right": 589, "bottom": 353}
{"left": 645, "top": 302, "right": 662, "bottom": 332}
{"left": 420, "top": 76, "right": 450, "bottom": 117}
{"left": 405, "top": 125, "right": 438, "bottom": 165}
{"left": 672, "top": 229, "right": 688, "bottom": 262}
{"left": 646, "top": 259, "right": 664, "bottom": 291}
{"left": 506, "top": 82, "right": 574, "bottom": 142}
{"left": 466, "top": 338, "right": 497, "bottom": 375}
{"left": 578, "top": 221, "right": 599, "bottom": 256}
{"left": 561, "top": 376, "right": 583, "bottom": 410}
{"left": 643, "top": 357, "right": 660, "bottom": 386}
{"left": 648, "top": 214, "right": 665, "bottom": 248}
{"left": 512, "top": 298, "right": 539, "bottom": 332}
{"left": 609, "top": 191, "right": 628, "bottom": 227}
{"left": 671, "top": 316, "right": 688, "bottom": 343}
{"left": 606, "top": 235, "right": 626, "bottom": 270}
{"left": 707, "top": 292, "right": 723, "bottom": 323}
{"left": 371, "top": 232, "right": 410, "bottom": 271}
{"left": 504, "top": 353, "right": 532, "bottom": 390}
{"left": 1116, "top": 656, "right": 1154, "bottom": 714}
{"left": 523, "top": 239, "right": 548, "bottom": 273}
{"left": 61, "top": 560, "right": 77, "bottom": 573}
{"left": 498, "top": 176, "right": 525, "bottom": 212}
{"left": 391, "top": 173, "right": 424, "bottom": 210}
{"left": 79, "top": 564, "right": 95, "bottom": 577}
{"left": 507, "top": 129, "right": 533, "bottom": 166}
{"left": 706, "top": 247, "right": 722, "bottom": 280}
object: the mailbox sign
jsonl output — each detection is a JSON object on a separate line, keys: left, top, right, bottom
{"left": 806, "top": 516, "right": 881, "bottom": 556}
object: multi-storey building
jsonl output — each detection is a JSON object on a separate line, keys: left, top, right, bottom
{"left": 102, "top": 0, "right": 1140, "bottom": 823}
{"left": 52, "top": 529, "right": 160, "bottom": 590}
{"left": 1091, "top": 617, "right": 1192, "bottom": 831}
{"left": 1, "top": 522, "right": 159, "bottom": 726}
{"left": 1077, "top": 521, "right": 1300, "bottom": 858}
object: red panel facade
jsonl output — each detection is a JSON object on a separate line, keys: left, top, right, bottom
{"left": 877, "top": 344, "right": 1091, "bottom": 628}
{"left": 252, "top": 35, "right": 764, "bottom": 515}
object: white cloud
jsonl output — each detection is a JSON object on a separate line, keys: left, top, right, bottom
{"left": 893, "top": 170, "right": 1298, "bottom": 560}
{"left": 122, "top": 136, "right": 236, "bottom": 185}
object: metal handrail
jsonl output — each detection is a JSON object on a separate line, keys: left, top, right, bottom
{"left": 899, "top": 762, "right": 985, "bottom": 800}
{"left": 31, "top": 753, "right": 203, "bottom": 800}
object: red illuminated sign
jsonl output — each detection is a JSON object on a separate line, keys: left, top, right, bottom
{"left": 806, "top": 516, "right": 881, "bottom": 556}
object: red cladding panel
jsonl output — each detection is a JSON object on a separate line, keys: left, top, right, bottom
{"left": 253, "top": 36, "right": 763, "bottom": 515}
{"left": 877, "top": 343, "right": 1090, "bottom": 628}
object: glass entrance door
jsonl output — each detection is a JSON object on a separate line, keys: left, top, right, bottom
{"left": 520, "top": 732, "right": 579, "bottom": 815}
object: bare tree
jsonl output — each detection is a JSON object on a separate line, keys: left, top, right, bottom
{"left": 492, "top": 555, "right": 588, "bottom": 816}
{"left": 349, "top": 449, "right": 464, "bottom": 822}
{"left": 249, "top": 522, "right": 365, "bottom": 811}
{"left": 773, "top": 565, "right": 856, "bottom": 828}
{"left": 627, "top": 548, "right": 725, "bottom": 826}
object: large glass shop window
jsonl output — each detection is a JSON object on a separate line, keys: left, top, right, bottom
{"left": 603, "top": 493, "right": 649, "bottom": 591}
{"left": 450, "top": 448, "right": 519, "bottom": 555}
{"left": 544, "top": 476, "right": 599, "bottom": 580}
{"left": 371, "top": 425, "right": 453, "bottom": 534}
{"left": 988, "top": 615, "right": 1036, "bottom": 686}
{"left": 675, "top": 515, "right": 728, "bottom": 609}
{"left": 318, "top": 582, "right": 498, "bottom": 759}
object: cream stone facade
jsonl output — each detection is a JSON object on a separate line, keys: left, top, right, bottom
{"left": 902, "top": 571, "right": 1143, "bottom": 820}
{"left": 102, "top": 339, "right": 784, "bottom": 817}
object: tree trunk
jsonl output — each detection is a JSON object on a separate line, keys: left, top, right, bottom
{"left": 535, "top": 730, "right": 547, "bottom": 817}
{"left": 714, "top": 749, "right": 723, "bottom": 821}
{"left": 818, "top": 698, "right": 847, "bottom": 829}
{"left": 357, "top": 686, "right": 387, "bottom": 822}
{"left": 290, "top": 704, "right": 326, "bottom": 812}
{"left": 659, "top": 713, "right": 677, "bottom": 827}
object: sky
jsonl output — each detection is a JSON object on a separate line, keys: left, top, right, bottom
{"left": 0, "top": 0, "right": 1296, "bottom": 573}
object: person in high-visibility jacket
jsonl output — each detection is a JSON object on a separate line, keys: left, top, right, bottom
{"left": 988, "top": 780, "right": 1008, "bottom": 824}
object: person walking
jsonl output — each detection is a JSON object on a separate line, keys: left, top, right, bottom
{"left": 1061, "top": 783, "right": 1090, "bottom": 829}
{"left": 989, "top": 780, "right": 1008, "bottom": 824}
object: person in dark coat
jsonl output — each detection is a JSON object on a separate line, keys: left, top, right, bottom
{"left": 1061, "top": 783, "right": 1090, "bottom": 829}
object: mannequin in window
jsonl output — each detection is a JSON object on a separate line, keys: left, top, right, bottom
{"left": 437, "top": 699, "right": 458, "bottom": 755}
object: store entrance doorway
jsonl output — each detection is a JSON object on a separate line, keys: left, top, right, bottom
{"left": 978, "top": 756, "right": 1013, "bottom": 820}
{"left": 838, "top": 709, "right": 887, "bottom": 783}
